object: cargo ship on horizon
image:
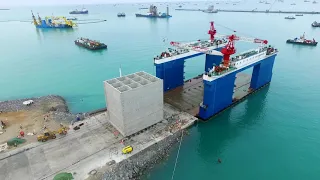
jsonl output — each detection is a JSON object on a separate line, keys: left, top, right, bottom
{"left": 136, "top": 5, "right": 172, "bottom": 18}
{"left": 69, "top": 8, "right": 88, "bottom": 14}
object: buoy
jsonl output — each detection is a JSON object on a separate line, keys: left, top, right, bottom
{"left": 20, "top": 131, "right": 25, "bottom": 137}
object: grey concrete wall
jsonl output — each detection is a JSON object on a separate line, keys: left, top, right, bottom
{"left": 104, "top": 72, "right": 164, "bottom": 137}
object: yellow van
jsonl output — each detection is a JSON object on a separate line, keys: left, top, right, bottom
{"left": 122, "top": 146, "right": 133, "bottom": 154}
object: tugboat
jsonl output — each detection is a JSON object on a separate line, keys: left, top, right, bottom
{"left": 69, "top": 8, "right": 88, "bottom": 14}
{"left": 286, "top": 33, "right": 317, "bottom": 46}
{"left": 75, "top": 38, "right": 107, "bottom": 50}
{"left": 285, "top": 16, "right": 295, "bottom": 19}
{"left": 117, "top": 12, "right": 126, "bottom": 17}
{"left": 312, "top": 21, "right": 320, "bottom": 27}
{"left": 67, "top": 17, "right": 77, "bottom": 20}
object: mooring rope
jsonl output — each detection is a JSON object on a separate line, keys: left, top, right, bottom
{"left": 76, "top": 20, "right": 107, "bottom": 24}
{"left": 171, "top": 129, "right": 184, "bottom": 180}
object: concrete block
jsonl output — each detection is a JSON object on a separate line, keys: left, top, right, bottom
{"left": 104, "top": 71, "right": 164, "bottom": 136}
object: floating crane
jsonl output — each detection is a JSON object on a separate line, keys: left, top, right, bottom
{"left": 170, "top": 21, "right": 268, "bottom": 68}
{"left": 31, "top": 11, "right": 76, "bottom": 28}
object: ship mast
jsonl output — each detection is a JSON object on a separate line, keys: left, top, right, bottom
{"left": 37, "top": 13, "right": 42, "bottom": 25}
{"left": 31, "top": 11, "right": 38, "bottom": 26}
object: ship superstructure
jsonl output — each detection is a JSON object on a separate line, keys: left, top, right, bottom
{"left": 203, "top": 5, "right": 218, "bottom": 13}
{"left": 31, "top": 11, "right": 76, "bottom": 28}
{"left": 136, "top": 5, "right": 172, "bottom": 18}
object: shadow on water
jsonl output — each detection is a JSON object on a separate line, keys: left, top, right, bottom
{"left": 196, "top": 85, "right": 270, "bottom": 162}
{"left": 288, "top": 43, "right": 317, "bottom": 51}
{"left": 74, "top": 45, "right": 107, "bottom": 56}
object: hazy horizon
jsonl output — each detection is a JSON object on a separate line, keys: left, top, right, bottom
{"left": 0, "top": 0, "right": 216, "bottom": 7}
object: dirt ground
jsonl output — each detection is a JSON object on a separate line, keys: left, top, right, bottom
{"left": 0, "top": 108, "right": 69, "bottom": 147}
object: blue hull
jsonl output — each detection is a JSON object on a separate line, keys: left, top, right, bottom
{"left": 36, "top": 25, "right": 72, "bottom": 29}
{"left": 135, "top": 14, "right": 172, "bottom": 18}
{"left": 198, "top": 54, "right": 277, "bottom": 120}
{"left": 35, "top": 20, "right": 72, "bottom": 29}
{"left": 69, "top": 11, "right": 88, "bottom": 14}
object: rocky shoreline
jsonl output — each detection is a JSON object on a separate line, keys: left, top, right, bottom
{"left": 102, "top": 130, "right": 183, "bottom": 180}
{"left": 0, "top": 95, "right": 86, "bottom": 123}
{"left": 0, "top": 95, "right": 68, "bottom": 113}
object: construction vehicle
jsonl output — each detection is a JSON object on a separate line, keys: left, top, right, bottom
{"left": 122, "top": 146, "right": 133, "bottom": 154}
{"left": 57, "top": 126, "right": 68, "bottom": 135}
{"left": 37, "top": 131, "right": 56, "bottom": 142}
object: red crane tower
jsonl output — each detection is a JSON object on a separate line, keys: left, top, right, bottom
{"left": 220, "top": 34, "right": 268, "bottom": 67}
{"left": 220, "top": 34, "right": 237, "bottom": 67}
{"left": 208, "top": 21, "right": 217, "bottom": 42}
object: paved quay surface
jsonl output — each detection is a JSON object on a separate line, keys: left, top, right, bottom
{"left": 0, "top": 103, "right": 197, "bottom": 180}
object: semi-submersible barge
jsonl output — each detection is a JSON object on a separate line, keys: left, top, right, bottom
{"left": 154, "top": 22, "right": 278, "bottom": 120}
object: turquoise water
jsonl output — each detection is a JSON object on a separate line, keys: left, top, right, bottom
{"left": 1, "top": 1, "right": 320, "bottom": 180}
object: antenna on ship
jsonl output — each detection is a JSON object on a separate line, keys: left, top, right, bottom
{"left": 167, "top": 5, "right": 169, "bottom": 15}
{"left": 119, "top": 65, "right": 122, "bottom": 77}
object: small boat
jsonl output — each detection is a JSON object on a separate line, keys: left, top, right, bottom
{"left": 117, "top": 12, "right": 126, "bottom": 17}
{"left": 178, "top": 5, "right": 182, "bottom": 8}
{"left": 286, "top": 33, "right": 317, "bottom": 46}
{"left": 291, "top": 3, "right": 296, "bottom": 5}
{"left": 75, "top": 38, "right": 107, "bottom": 50}
{"left": 67, "top": 17, "right": 77, "bottom": 20}
{"left": 285, "top": 16, "right": 295, "bottom": 19}
{"left": 304, "top": 0, "right": 310, "bottom": 2}
{"left": 312, "top": 21, "right": 320, "bottom": 27}
{"left": 313, "top": 0, "right": 317, "bottom": 3}
{"left": 295, "top": 14, "right": 303, "bottom": 16}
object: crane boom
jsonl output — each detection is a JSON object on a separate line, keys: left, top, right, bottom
{"left": 169, "top": 21, "right": 269, "bottom": 69}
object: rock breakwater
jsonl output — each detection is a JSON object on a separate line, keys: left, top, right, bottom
{"left": 102, "top": 130, "right": 183, "bottom": 180}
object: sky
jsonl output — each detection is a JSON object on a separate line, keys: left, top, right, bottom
{"left": 1, "top": 0, "right": 207, "bottom": 7}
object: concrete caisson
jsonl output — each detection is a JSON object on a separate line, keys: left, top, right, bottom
{"left": 104, "top": 71, "right": 164, "bottom": 136}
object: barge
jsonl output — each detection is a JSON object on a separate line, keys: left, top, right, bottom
{"left": 74, "top": 38, "right": 107, "bottom": 50}
{"left": 155, "top": 21, "right": 278, "bottom": 120}
{"left": 286, "top": 33, "right": 317, "bottom": 46}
